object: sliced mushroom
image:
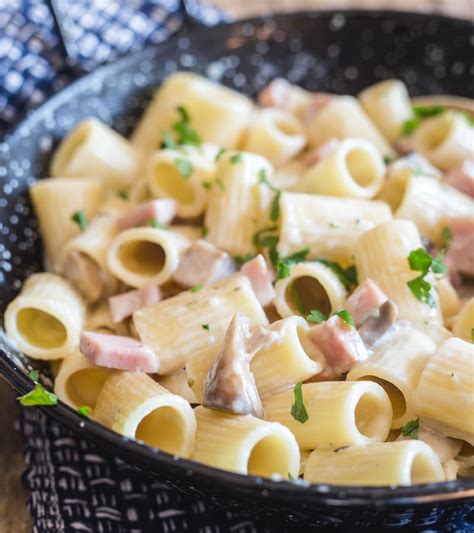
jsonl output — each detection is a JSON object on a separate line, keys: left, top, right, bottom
{"left": 358, "top": 300, "right": 398, "bottom": 348}
{"left": 202, "top": 313, "right": 278, "bottom": 418}
{"left": 61, "top": 250, "right": 104, "bottom": 303}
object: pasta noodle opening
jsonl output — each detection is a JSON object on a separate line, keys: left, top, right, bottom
{"left": 345, "top": 148, "right": 380, "bottom": 188}
{"left": 66, "top": 368, "right": 112, "bottom": 408}
{"left": 354, "top": 391, "right": 389, "bottom": 439}
{"left": 410, "top": 451, "right": 443, "bottom": 484}
{"left": 152, "top": 162, "right": 195, "bottom": 205}
{"left": 117, "top": 240, "right": 166, "bottom": 276}
{"left": 247, "top": 434, "right": 295, "bottom": 477}
{"left": 16, "top": 308, "right": 67, "bottom": 349}
{"left": 419, "top": 114, "right": 453, "bottom": 151}
{"left": 359, "top": 377, "right": 406, "bottom": 420}
{"left": 135, "top": 406, "right": 186, "bottom": 454}
{"left": 274, "top": 116, "right": 301, "bottom": 137}
{"left": 285, "top": 276, "right": 331, "bottom": 316}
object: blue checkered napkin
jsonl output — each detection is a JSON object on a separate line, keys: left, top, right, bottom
{"left": 0, "top": 0, "right": 224, "bottom": 134}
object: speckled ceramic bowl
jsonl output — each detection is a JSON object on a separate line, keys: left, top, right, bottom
{"left": 1, "top": 11, "right": 473, "bottom": 530}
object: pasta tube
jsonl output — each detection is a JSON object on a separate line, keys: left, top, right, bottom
{"left": 296, "top": 138, "right": 385, "bottom": 199}
{"left": 435, "top": 277, "right": 460, "bottom": 325}
{"left": 263, "top": 381, "right": 392, "bottom": 450}
{"left": 85, "top": 302, "right": 129, "bottom": 336}
{"left": 94, "top": 372, "right": 196, "bottom": 457}
{"left": 277, "top": 192, "right": 392, "bottom": 263}
{"left": 304, "top": 441, "right": 444, "bottom": 486}
{"left": 354, "top": 220, "right": 441, "bottom": 322}
{"left": 145, "top": 146, "right": 215, "bottom": 218}
{"left": 30, "top": 177, "right": 104, "bottom": 269}
{"left": 191, "top": 406, "right": 300, "bottom": 478}
{"left": 358, "top": 80, "right": 413, "bottom": 142}
{"left": 452, "top": 297, "right": 474, "bottom": 342}
{"left": 306, "top": 96, "right": 395, "bottom": 156}
{"left": 133, "top": 274, "right": 268, "bottom": 374}
{"left": 204, "top": 151, "right": 273, "bottom": 256}
{"left": 131, "top": 72, "right": 253, "bottom": 157}
{"left": 50, "top": 118, "right": 139, "bottom": 187}
{"left": 273, "top": 262, "right": 347, "bottom": 318}
{"left": 412, "top": 111, "right": 473, "bottom": 170}
{"left": 54, "top": 350, "right": 114, "bottom": 409}
{"left": 157, "top": 369, "right": 198, "bottom": 405}
{"left": 107, "top": 226, "right": 190, "bottom": 288}
{"left": 241, "top": 108, "right": 306, "bottom": 167}
{"left": 392, "top": 176, "right": 474, "bottom": 244}
{"left": 347, "top": 320, "right": 451, "bottom": 428}
{"left": 4, "top": 273, "right": 84, "bottom": 359}
{"left": 415, "top": 338, "right": 474, "bottom": 444}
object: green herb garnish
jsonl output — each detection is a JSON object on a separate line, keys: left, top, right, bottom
{"left": 201, "top": 324, "right": 210, "bottom": 331}
{"left": 215, "top": 148, "right": 226, "bottom": 161}
{"left": 406, "top": 247, "right": 447, "bottom": 307}
{"left": 160, "top": 131, "right": 177, "bottom": 149}
{"left": 173, "top": 105, "right": 201, "bottom": 146}
{"left": 230, "top": 153, "right": 242, "bottom": 164}
{"left": 471, "top": 328, "right": 474, "bottom": 343}
{"left": 149, "top": 220, "right": 168, "bottom": 229}
{"left": 17, "top": 384, "right": 58, "bottom": 407}
{"left": 233, "top": 253, "right": 256, "bottom": 266}
{"left": 190, "top": 284, "right": 204, "bottom": 293}
{"left": 288, "top": 472, "right": 295, "bottom": 481}
{"left": 273, "top": 248, "right": 310, "bottom": 279}
{"left": 253, "top": 226, "right": 278, "bottom": 248}
{"left": 441, "top": 226, "right": 452, "bottom": 250}
{"left": 290, "top": 282, "right": 304, "bottom": 315}
{"left": 291, "top": 383, "right": 309, "bottom": 424}
{"left": 201, "top": 226, "right": 208, "bottom": 237}
{"left": 402, "top": 105, "right": 445, "bottom": 136}
{"left": 400, "top": 417, "right": 419, "bottom": 438}
{"left": 78, "top": 405, "right": 91, "bottom": 418}
{"left": 116, "top": 190, "right": 129, "bottom": 200}
{"left": 383, "top": 155, "right": 393, "bottom": 165}
{"left": 28, "top": 370, "right": 39, "bottom": 383}
{"left": 332, "top": 309, "right": 355, "bottom": 328}
{"left": 71, "top": 210, "right": 88, "bottom": 231}
{"left": 174, "top": 158, "right": 193, "bottom": 178}
{"left": 316, "top": 259, "right": 358, "bottom": 290}
{"left": 306, "top": 309, "right": 327, "bottom": 323}
{"left": 408, "top": 248, "right": 433, "bottom": 273}
{"left": 258, "top": 168, "right": 282, "bottom": 222}
{"left": 407, "top": 276, "right": 435, "bottom": 307}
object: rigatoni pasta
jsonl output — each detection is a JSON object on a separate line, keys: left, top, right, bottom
{"left": 9, "top": 73, "right": 474, "bottom": 488}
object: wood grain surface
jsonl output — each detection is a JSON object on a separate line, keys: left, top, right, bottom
{"left": 0, "top": 0, "right": 471, "bottom": 530}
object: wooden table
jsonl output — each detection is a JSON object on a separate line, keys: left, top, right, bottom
{"left": 1, "top": 1, "right": 470, "bottom": 531}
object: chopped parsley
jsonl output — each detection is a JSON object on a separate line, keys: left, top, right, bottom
{"left": 274, "top": 248, "right": 310, "bottom": 279}
{"left": 116, "top": 190, "right": 129, "bottom": 200}
{"left": 383, "top": 155, "right": 393, "bottom": 165}
{"left": 402, "top": 105, "right": 445, "bottom": 136}
{"left": 291, "top": 383, "right": 309, "bottom": 424}
{"left": 400, "top": 417, "right": 419, "bottom": 438}
{"left": 215, "top": 148, "right": 226, "bottom": 161}
{"left": 190, "top": 284, "right": 204, "bottom": 293}
{"left": 78, "top": 405, "right": 91, "bottom": 417}
{"left": 160, "top": 131, "right": 176, "bottom": 149}
{"left": 17, "top": 377, "right": 58, "bottom": 407}
{"left": 149, "top": 220, "right": 168, "bottom": 229}
{"left": 332, "top": 308, "right": 355, "bottom": 328}
{"left": 202, "top": 181, "right": 212, "bottom": 190}
{"left": 287, "top": 472, "right": 295, "bottom": 481}
{"left": 253, "top": 226, "right": 279, "bottom": 248}
{"left": 187, "top": 378, "right": 195, "bottom": 388}
{"left": 306, "top": 309, "right": 327, "bottom": 323}
{"left": 290, "top": 282, "right": 304, "bottom": 315}
{"left": 233, "top": 253, "right": 256, "bottom": 266}
{"left": 471, "top": 328, "right": 474, "bottom": 343}
{"left": 406, "top": 247, "right": 447, "bottom": 307}
{"left": 201, "top": 226, "right": 208, "bottom": 237}
{"left": 230, "top": 153, "right": 242, "bottom": 164}
{"left": 173, "top": 105, "right": 201, "bottom": 146}
{"left": 71, "top": 210, "right": 88, "bottom": 231}
{"left": 441, "top": 226, "right": 452, "bottom": 250}
{"left": 258, "top": 168, "right": 281, "bottom": 222}
{"left": 201, "top": 324, "right": 210, "bottom": 331}
{"left": 174, "top": 158, "right": 193, "bottom": 178}
{"left": 316, "top": 259, "right": 357, "bottom": 290}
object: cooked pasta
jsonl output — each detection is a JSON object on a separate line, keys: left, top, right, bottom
{"left": 8, "top": 73, "right": 474, "bottom": 487}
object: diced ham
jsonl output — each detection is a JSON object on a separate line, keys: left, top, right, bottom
{"left": 117, "top": 199, "right": 177, "bottom": 231}
{"left": 443, "top": 160, "right": 474, "bottom": 198}
{"left": 109, "top": 285, "right": 161, "bottom": 323}
{"left": 346, "top": 279, "right": 389, "bottom": 328}
{"left": 241, "top": 254, "right": 276, "bottom": 307}
{"left": 80, "top": 331, "right": 159, "bottom": 373}
{"left": 301, "top": 93, "right": 334, "bottom": 124}
{"left": 309, "top": 315, "right": 368, "bottom": 376}
{"left": 61, "top": 250, "right": 104, "bottom": 303}
{"left": 173, "top": 240, "right": 236, "bottom": 288}
{"left": 258, "top": 78, "right": 292, "bottom": 108}
{"left": 302, "top": 138, "right": 340, "bottom": 167}
{"left": 444, "top": 217, "right": 474, "bottom": 285}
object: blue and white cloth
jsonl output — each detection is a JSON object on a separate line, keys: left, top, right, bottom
{"left": 0, "top": 1, "right": 274, "bottom": 531}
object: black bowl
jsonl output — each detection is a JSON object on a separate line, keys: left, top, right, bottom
{"left": 1, "top": 10, "right": 473, "bottom": 530}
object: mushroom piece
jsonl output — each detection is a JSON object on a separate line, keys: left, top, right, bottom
{"left": 202, "top": 313, "right": 278, "bottom": 418}
{"left": 61, "top": 250, "right": 104, "bottom": 303}
{"left": 358, "top": 300, "right": 398, "bottom": 348}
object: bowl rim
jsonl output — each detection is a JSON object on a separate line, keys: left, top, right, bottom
{"left": 1, "top": 8, "right": 473, "bottom": 507}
